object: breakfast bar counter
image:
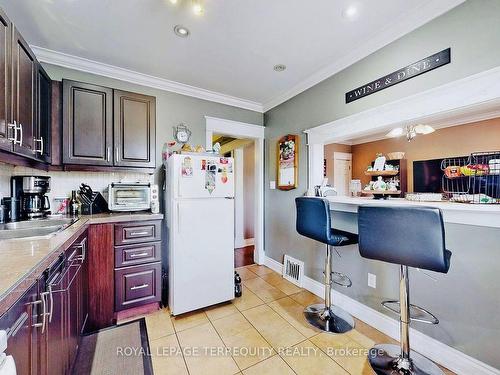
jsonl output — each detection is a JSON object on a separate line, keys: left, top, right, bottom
{"left": 325, "top": 196, "right": 500, "bottom": 228}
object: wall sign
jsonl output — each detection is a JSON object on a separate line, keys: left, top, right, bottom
{"left": 345, "top": 48, "right": 451, "bottom": 103}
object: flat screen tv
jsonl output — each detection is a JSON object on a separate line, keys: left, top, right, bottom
{"left": 413, "top": 156, "right": 469, "bottom": 193}
{"left": 413, "top": 158, "right": 444, "bottom": 193}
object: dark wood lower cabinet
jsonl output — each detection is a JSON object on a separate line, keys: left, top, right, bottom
{"left": 115, "top": 262, "right": 161, "bottom": 311}
{"left": 0, "top": 219, "right": 161, "bottom": 374}
{"left": 0, "top": 281, "right": 39, "bottom": 375}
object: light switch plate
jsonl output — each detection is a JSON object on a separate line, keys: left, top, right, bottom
{"left": 270, "top": 181, "right": 276, "bottom": 190}
{"left": 368, "top": 273, "right": 377, "bottom": 288}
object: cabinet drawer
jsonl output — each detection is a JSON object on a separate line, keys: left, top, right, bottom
{"left": 114, "top": 220, "right": 161, "bottom": 245}
{"left": 115, "top": 242, "right": 161, "bottom": 267}
{"left": 114, "top": 263, "right": 161, "bottom": 311}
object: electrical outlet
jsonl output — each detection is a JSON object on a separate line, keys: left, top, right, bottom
{"left": 270, "top": 181, "right": 276, "bottom": 190}
{"left": 368, "top": 273, "right": 377, "bottom": 288}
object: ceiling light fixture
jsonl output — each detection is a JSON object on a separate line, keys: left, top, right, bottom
{"left": 169, "top": 0, "right": 178, "bottom": 4}
{"left": 342, "top": 5, "right": 359, "bottom": 20}
{"left": 192, "top": 0, "right": 204, "bottom": 15}
{"left": 385, "top": 124, "right": 435, "bottom": 142}
{"left": 174, "top": 25, "right": 190, "bottom": 37}
{"left": 273, "top": 64, "right": 287, "bottom": 72}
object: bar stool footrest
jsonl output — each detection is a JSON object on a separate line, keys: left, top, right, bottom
{"left": 331, "top": 272, "right": 352, "bottom": 288}
{"left": 381, "top": 300, "right": 439, "bottom": 324}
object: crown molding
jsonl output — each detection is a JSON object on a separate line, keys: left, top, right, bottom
{"left": 262, "top": 0, "right": 466, "bottom": 112}
{"left": 31, "top": 46, "right": 264, "bottom": 113}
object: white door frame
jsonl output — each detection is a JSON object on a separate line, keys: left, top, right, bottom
{"left": 205, "top": 116, "right": 265, "bottom": 265}
{"left": 333, "top": 152, "right": 352, "bottom": 196}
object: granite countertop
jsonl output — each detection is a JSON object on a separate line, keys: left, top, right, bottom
{"left": 0, "top": 212, "right": 163, "bottom": 315}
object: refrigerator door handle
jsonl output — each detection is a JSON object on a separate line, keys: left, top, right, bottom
{"left": 177, "top": 202, "right": 181, "bottom": 233}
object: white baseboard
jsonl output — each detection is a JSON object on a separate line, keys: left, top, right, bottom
{"left": 235, "top": 237, "right": 255, "bottom": 249}
{"left": 264, "top": 256, "right": 499, "bottom": 375}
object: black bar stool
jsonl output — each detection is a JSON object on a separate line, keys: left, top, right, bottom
{"left": 358, "top": 205, "right": 452, "bottom": 375}
{"left": 295, "top": 197, "right": 358, "bottom": 334}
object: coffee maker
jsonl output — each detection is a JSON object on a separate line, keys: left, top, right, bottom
{"left": 11, "top": 176, "right": 51, "bottom": 220}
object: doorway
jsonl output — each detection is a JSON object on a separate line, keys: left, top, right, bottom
{"left": 213, "top": 134, "right": 256, "bottom": 267}
{"left": 205, "top": 116, "right": 265, "bottom": 266}
{"left": 333, "top": 152, "right": 352, "bottom": 196}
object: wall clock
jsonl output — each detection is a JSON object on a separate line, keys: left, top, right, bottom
{"left": 173, "top": 124, "right": 192, "bottom": 145}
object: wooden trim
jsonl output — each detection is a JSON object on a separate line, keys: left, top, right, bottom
{"left": 63, "top": 164, "right": 155, "bottom": 174}
{"left": 87, "top": 223, "right": 115, "bottom": 331}
{"left": 0, "top": 148, "right": 49, "bottom": 170}
{"left": 50, "top": 80, "right": 62, "bottom": 166}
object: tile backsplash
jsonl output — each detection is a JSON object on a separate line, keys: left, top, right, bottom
{"left": 0, "top": 162, "right": 154, "bottom": 211}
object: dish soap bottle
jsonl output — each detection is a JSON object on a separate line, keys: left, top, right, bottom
{"left": 69, "top": 190, "right": 80, "bottom": 217}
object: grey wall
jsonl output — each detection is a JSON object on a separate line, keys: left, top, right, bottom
{"left": 263, "top": 0, "right": 500, "bottom": 368}
{"left": 43, "top": 64, "right": 264, "bottom": 187}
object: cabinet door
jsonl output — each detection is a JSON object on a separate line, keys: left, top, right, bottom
{"left": 63, "top": 79, "right": 113, "bottom": 166}
{"left": 0, "top": 281, "right": 38, "bottom": 375}
{"left": 11, "top": 25, "right": 36, "bottom": 159}
{"left": 35, "top": 63, "right": 51, "bottom": 163}
{"left": 0, "top": 8, "right": 12, "bottom": 152}
{"left": 113, "top": 90, "right": 156, "bottom": 168}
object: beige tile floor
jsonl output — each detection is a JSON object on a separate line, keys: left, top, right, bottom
{"left": 145, "top": 265, "right": 455, "bottom": 375}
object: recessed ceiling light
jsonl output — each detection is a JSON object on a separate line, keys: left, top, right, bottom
{"left": 342, "top": 5, "right": 359, "bottom": 20}
{"left": 273, "top": 64, "right": 286, "bottom": 72}
{"left": 174, "top": 25, "right": 190, "bottom": 37}
{"left": 169, "top": 0, "right": 178, "bottom": 4}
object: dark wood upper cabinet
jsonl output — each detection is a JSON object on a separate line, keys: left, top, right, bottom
{"left": 0, "top": 8, "right": 12, "bottom": 152}
{"left": 62, "top": 79, "right": 113, "bottom": 166}
{"left": 114, "top": 90, "right": 156, "bottom": 168}
{"left": 36, "top": 63, "right": 51, "bottom": 163}
{"left": 11, "top": 25, "right": 37, "bottom": 159}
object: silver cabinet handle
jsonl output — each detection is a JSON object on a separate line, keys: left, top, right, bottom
{"left": 107, "top": 147, "right": 111, "bottom": 162}
{"left": 130, "top": 284, "right": 149, "bottom": 290}
{"left": 47, "top": 285, "right": 54, "bottom": 322}
{"left": 33, "top": 293, "right": 48, "bottom": 333}
{"left": 74, "top": 239, "right": 87, "bottom": 262}
{"left": 7, "top": 121, "right": 17, "bottom": 143}
{"left": 130, "top": 252, "right": 149, "bottom": 258}
{"left": 8, "top": 312, "right": 28, "bottom": 338}
{"left": 131, "top": 231, "right": 149, "bottom": 236}
{"left": 34, "top": 137, "right": 44, "bottom": 154}
{"left": 17, "top": 123, "right": 23, "bottom": 145}
{"left": 115, "top": 146, "right": 119, "bottom": 162}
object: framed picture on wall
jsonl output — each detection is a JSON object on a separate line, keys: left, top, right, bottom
{"left": 277, "top": 134, "right": 299, "bottom": 190}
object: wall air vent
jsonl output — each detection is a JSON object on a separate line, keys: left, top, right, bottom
{"left": 283, "top": 255, "right": 304, "bottom": 287}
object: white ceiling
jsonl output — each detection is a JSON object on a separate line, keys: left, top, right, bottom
{"left": 0, "top": 0, "right": 464, "bottom": 112}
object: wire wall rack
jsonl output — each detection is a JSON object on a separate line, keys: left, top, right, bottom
{"left": 441, "top": 151, "right": 500, "bottom": 204}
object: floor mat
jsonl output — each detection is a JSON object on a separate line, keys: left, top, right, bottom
{"left": 73, "top": 318, "right": 153, "bottom": 375}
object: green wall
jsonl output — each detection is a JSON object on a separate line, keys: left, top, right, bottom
{"left": 263, "top": 0, "right": 500, "bottom": 368}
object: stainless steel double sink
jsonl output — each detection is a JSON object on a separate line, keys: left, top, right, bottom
{"left": 0, "top": 217, "right": 78, "bottom": 240}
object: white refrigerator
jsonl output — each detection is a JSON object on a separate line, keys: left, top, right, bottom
{"left": 166, "top": 153, "right": 235, "bottom": 315}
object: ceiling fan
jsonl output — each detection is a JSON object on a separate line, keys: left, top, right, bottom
{"left": 385, "top": 124, "right": 435, "bottom": 142}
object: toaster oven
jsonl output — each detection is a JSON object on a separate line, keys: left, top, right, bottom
{"left": 108, "top": 182, "right": 151, "bottom": 212}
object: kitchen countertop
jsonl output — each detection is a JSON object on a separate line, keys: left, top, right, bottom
{"left": 325, "top": 196, "right": 500, "bottom": 228}
{"left": 0, "top": 212, "right": 163, "bottom": 316}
